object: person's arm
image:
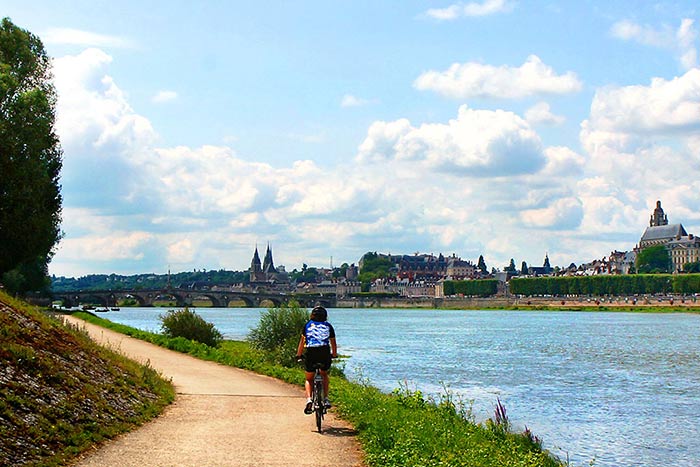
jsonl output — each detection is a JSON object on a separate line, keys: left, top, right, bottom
{"left": 330, "top": 337, "right": 338, "bottom": 359}
{"left": 296, "top": 334, "right": 306, "bottom": 358}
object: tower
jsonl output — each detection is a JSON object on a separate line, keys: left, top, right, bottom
{"left": 262, "top": 243, "right": 277, "bottom": 274}
{"left": 250, "top": 246, "right": 263, "bottom": 282}
{"left": 650, "top": 200, "right": 668, "bottom": 227}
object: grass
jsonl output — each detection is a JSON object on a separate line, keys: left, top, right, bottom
{"left": 0, "top": 292, "right": 174, "bottom": 467}
{"left": 73, "top": 311, "right": 565, "bottom": 467}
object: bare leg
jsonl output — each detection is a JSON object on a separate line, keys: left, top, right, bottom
{"left": 304, "top": 371, "right": 314, "bottom": 399}
{"left": 321, "top": 369, "right": 329, "bottom": 398}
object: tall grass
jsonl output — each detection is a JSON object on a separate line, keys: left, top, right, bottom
{"left": 74, "top": 311, "right": 564, "bottom": 467}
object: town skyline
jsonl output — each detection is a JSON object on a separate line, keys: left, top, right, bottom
{"left": 5, "top": 1, "right": 699, "bottom": 278}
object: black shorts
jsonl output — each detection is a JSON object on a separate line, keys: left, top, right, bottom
{"left": 304, "top": 345, "right": 331, "bottom": 372}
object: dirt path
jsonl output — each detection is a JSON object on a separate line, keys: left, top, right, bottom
{"left": 63, "top": 316, "right": 364, "bottom": 467}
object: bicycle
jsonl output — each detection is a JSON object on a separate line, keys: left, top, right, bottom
{"left": 310, "top": 362, "right": 327, "bottom": 433}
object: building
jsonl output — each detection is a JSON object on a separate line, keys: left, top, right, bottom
{"left": 637, "top": 201, "right": 687, "bottom": 250}
{"left": 445, "top": 256, "right": 478, "bottom": 280}
{"left": 249, "top": 244, "right": 288, "bottom": 283}
{"left": 608, "top": 250, "right": 636, "bottom": 274}
{"left": 634, "top": 200, "right": 700, "bottom": 273}
{"left": 667, "top": 234, "right": 700, "bottom": 273}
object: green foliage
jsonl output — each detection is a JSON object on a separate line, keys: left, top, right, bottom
{"left": 358, "top": 252, "right": 394, "bottom": 289}
{"left": 160, "top": 307, "right": 223, "bottom": 347}
{"left": 246, "top": 301, "right": 309, "bottom": 367}
{"left": 289, "top": 263, "right": 320, "bottom": 283}
{"left": 507, "top": 273, "right": 700, "bottom": 296}
{"left": 683, "top": 262, "right": 700, "bottom": 273}
{"left": 636, "top": 245, "right": 671, "bottom": 273}
{"left": 0, "top": 18, "right": 63, "bottom": 289}
{"left": 333, "top": 379, "right": 562, "bottom": 467}
{"left": 444, "top": 279, "right": 498, "bottom": 297}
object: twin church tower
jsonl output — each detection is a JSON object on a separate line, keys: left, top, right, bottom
{"left": 249, "top": 244, "right": 287, "bottom": 283}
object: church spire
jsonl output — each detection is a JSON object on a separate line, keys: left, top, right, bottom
{"left": 263, "top": 243, "right": 276, "bottom": 274}
{"left": 250, "top": 245, "right": 262, "bottom": 282}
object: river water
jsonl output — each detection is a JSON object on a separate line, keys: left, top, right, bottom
{"left": 93, "top": 307, "right": 700, "bottom": 467}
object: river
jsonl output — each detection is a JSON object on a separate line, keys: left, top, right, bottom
{"left": 91, "top": 306, "right": 700, "bottom": 467}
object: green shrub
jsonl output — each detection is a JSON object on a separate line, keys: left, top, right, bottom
{"left": 159, "top": 307, "right": 222, "bottom": 347}
{"left": 247, "top": 301, "right": 309, "bottom": 367}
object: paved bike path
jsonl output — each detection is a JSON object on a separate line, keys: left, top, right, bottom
{"left": 64, "top": 316, "right": 364, "bottom": 467}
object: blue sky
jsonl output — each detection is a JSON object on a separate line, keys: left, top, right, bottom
{"left": 5, "top": 1, "right": 700, "bottom": 277}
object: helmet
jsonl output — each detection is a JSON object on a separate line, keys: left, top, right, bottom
{"left": 310, "top": 305, "right": 327, "bottom": 321}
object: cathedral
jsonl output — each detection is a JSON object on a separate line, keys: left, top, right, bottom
{"left": 637, "top": 200, "right": 700, "bottom": 272}
{"left": 249, "top": 244, "right": 287, "bottom": 283}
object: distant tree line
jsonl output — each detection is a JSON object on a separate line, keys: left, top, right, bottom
{"left": 509, "top": 274, "right": 700, "bottom": 296}
{"left": 52, "top": 270, "right": 250, "bottom": 293}
{"left": 443, "top": 279, "right": 498, "bottom": 297}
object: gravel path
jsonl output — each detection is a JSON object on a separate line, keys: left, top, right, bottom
{"left": 64, "top": 316, "right": 364, "bottom": 467}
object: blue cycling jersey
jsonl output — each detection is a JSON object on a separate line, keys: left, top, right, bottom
{"left": 303, "top": 320, "right": 335, "bottom": 347}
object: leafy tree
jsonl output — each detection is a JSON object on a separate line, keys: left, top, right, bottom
{"left": 0, "top": 18, "right": 63, "bottom": 293}
{"left": 160, "top": 307, "right": 223, "bottom": 347}
{"left": 636, "top": 245, "right": 670, "bottom": 273}
{"left": 505, "top": 258, "right": 517, "bottom": 273}
{"left": 247, "top": 301, "right": 309, "bottom": 367}
{"left": 520, "top": 261, "right": 528, "bottom": 275}
{"left": 358, "top": 252, "right": 393, "bottom": 289}
{"left": 477, "top": 255, "right": 488, "bottom": 274}
{"left": 683, "top": 262, "right": 700, "bottom": 273}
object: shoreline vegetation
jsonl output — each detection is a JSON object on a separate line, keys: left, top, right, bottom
{"left": 70, "top": 310, "right": 565, "bottom": 467}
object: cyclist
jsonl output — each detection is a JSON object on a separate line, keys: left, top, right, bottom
{"left": 296, "top": 305, "right": 337, "bottom": 414}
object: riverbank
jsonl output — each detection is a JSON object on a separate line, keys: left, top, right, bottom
{"left": 73, "top": 311, "right": 566, "bottom": 467}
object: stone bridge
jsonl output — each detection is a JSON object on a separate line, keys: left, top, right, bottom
{"left": 53, "top": 288, "right": 336, "bottom": 309}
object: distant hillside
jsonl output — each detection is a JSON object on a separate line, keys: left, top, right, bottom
{"left": 0, "top": 291, "right": 174, "bottom": 467}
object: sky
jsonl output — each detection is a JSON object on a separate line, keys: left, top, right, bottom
{"left": 5, "top": 0, "right": 700, "bottom": 278}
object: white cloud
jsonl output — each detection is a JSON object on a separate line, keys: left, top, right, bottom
{"left": 413, "top": 55, "right": 582, "bottom": 99}
{"left": 43, "top": 27, "right": 134, "bottom": 48}
{"left": 525, "top": 102, "right": 565, "bottom": 125}
{"left": 152, "top": 90, "right": 178, "bottom": 103}
{"left": 584, "top": 69, "right": 700, "bottom": 136}
{"left": 541, "top": 146, "right": 586, "bottom": 177}
{"left": 50, "top": 46, "right": 669, "bottom": 278}
{"left": 52, "top": 48, "right": 156, "bottom": 210}
{"left": 520, "top": 197, "right": 584, "bottom": 230}
{"left": 341, "top": 94, "right": 373, "bottom": 107}
{"left": 357, "top": 105, "right": 545, "bottom": 176}
{"left": 425, "top": 0, "right": 514, "bottom": 20}
{"left": 611, "top": 18, "right": 698, "bottom": 70}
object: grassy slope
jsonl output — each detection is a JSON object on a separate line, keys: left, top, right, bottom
{"left": 0, "top": 292, "right": 174, "bottom": 467}
{"left": 74, "top": 311, "right": 564, "bottom": 467}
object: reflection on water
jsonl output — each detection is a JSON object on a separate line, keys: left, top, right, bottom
{"left": 98, "top": 307, "right": 700, "bottom": 467}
